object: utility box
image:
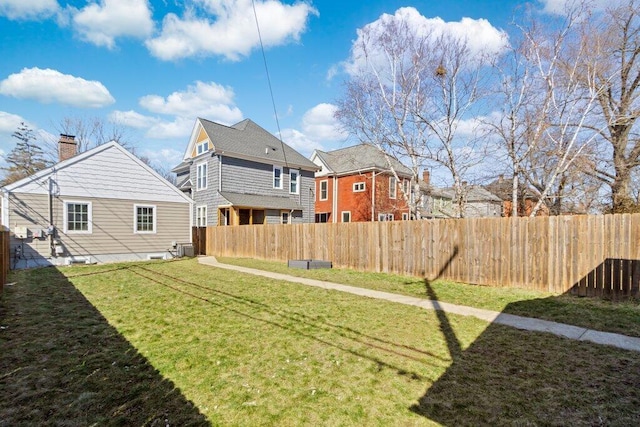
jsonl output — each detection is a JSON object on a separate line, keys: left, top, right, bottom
{"left": 14, "top": 226, "right": 28, "bottom": 239}
{"left": 288, "top": 259, "right": 332, "bottom": 270}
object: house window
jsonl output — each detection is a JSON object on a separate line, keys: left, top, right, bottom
{"left": 64, "top": 201, "right": 92, "bottom": 233}
{"left": 196, "top": 162, "right": 207, "bottom": 190}
{"left": 319, "top": 180, "right": 328, "bottom": 201}
{"left": 196, "top": 205, "right": 207, "bottom": 227}
{"left": 402, "top": 212, "right": 409, "bottom": 220}
{"left": 273, "top": 166, "right": 283, "bottom": 189}
{"left": 281, "top": 211, "right": 290, "bottom": 224}
{"left": 342, "top": 211, "right": 351, "bottom": 223}
{"left": 315, "top": 212, "right": 329, "bottom": 223}
{"left": 402, "top": 179, "right": 410, "bottom": 197}
{"left": 353, "top": 182, "right": 365, "bottom": 192}
{"left": 389, "top": 176, "right": 397, "bottom": 199}
{"left": 196, "top": 140, "right": 209, "bottom": 155}
{"left": 290, "top": 169, "right": 299, "bottom": 194}
{"left": 135, "top": 205, "right": 156, "bottom": 233}
{"left": 378, "top": 213, "right": 395, "bottom": 222}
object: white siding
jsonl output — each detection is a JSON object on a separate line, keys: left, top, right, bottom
{"left": 12, "top": 144, "right": 188, "bottom": 204}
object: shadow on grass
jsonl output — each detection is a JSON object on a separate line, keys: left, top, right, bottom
{"left": 0, "top": 267, "right": 209, "bottom": 426}
{"left": 411, "top": 248, "right": 640, "bottom": 425}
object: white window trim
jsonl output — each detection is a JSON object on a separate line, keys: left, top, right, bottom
{"left": 273, "top": 165, "right": 283, "bottom": 189}
{"left": 402, "top": 213, "right": 409, "bottom": 220}
{"left": 63, "top": 200, "right": 92, "bottom": 234}
{"left": 196, "top": 205, "right": 207, "bottom": 227}
{"left": 319, "top": 180, "right": 328, "bottom": 201}
{"left": 353, "top": 182, "right": 365, "bottom": 192}
{"left": 196, "top": 140, "right": 209, "bottom": 155}
{"left": 342, "top": 211, "right": 351, "bottom": 223}
{"left": 134, "top": 204, "right": 157, "bottom": 234}
{"left": 289, "top": 169, "right": 300, "bottom": 194}
{"left": 196, "top": 161, "right": 207, "bottom": 191}
{"left": 389, "top": 176, "right": 397, "bottom": 199}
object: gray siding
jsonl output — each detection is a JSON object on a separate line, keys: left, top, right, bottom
{"left": 8, "top": 192, "right": 190, "bottom": 266}
{"left": 190, "top": 155, "right": 315, "bottom": 224}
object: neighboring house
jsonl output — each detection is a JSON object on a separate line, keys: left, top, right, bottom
{"left": 174, "top": 118, "right": 318, "bottom": 226}
{"left": 310, "top": 145, "right": 412, "bottom": 222}
{"left": 420, "top": 174, "right": 502, "bottom": 218}
{"left": 484, "top": 175, "right": 549, "bottom": 217}
{"left": 0, "top": 136, "right": 193, "bottom": 269}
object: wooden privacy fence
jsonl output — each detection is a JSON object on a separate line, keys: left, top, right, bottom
{"left": 205, "top": 214, "right": 640, "bottom": 297}
{"left": 192, "top": 227, "right": 207, "bottom": 256}
{"left": 1, "top": 226, "right": 9, "bottom": 293}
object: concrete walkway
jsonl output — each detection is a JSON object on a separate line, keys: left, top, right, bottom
{"left": 198, "top": 256, "right": 640, "bottom": 353}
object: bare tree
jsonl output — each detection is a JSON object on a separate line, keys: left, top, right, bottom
{"left": 1, "top": 122, "right": 53, "bottom": 186}
{"left": 336, "top": 13, "right": 498, "bottom": 218}
{"left": 578, "top": 0, "right": 640, "bottom": 212}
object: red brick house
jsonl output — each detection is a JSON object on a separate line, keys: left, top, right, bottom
{"left": 310, "top": 145, "right": 412, "bottom": 222}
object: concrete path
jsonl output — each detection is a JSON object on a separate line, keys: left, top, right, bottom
{"left": 198, "top": 256, "right": 640, "bottom": 353}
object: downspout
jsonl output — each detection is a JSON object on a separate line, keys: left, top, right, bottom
{"left": 332, "top": 175, "right": 338, "bottom": 223}
{"left": 48, "top": 177, "right": 54, "bottom": 257}
{"left": 371, "top": 172, "right": 376, "bottom": 221}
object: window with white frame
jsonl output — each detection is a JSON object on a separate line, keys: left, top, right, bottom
{"left": 353, "top": 182, "right": 365, "bottom": 192}
{"left": 290, "top": 169, "right": 299, "bottom": 194}
{"left": 319, "top": 180, "right": 328, "bottom": 201}
{"left": 196, "top": 162, "right": 207, "bottom": 190}
{"left": 342, "top": 211, "right": 351, "bottom": 223}
{"left": 402, "top": 179, "right": 410, "bottom": 197}
{"left": 135, "top": 205, "right": 156, "bottom": 233}
{"left": 196, "top": 205, "right": 207, "bottom": 227}
{"left": 196, "top": 140, "right": 209, "bottom": 155}
{"left": 402, "top": 212, "right": 409, "bottom": 220}
{"left": 389, "top": 176, "right": 397, "bottom": 199}
{"left": 315, "top": 212, "right": 329, "bottom": 223}
{"left": 273, "top": 166, "right": 283, "bottom": 189}
{"left": 64, "top": 201, "right": 92, "bottom": 233}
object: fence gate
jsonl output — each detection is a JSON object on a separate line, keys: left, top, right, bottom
{"left": 192, "top": 227, "right": 207, "bottom": 256}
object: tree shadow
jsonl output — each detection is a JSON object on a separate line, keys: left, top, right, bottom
{"left": 410, "top": 248, "right": 640, "bottom": 425}
{"left": 0, "top": 267, "right": 209, "bottom": 426}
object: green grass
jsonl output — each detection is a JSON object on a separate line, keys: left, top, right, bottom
{"left": 219, "top": 257, "right": 640, "bottom": 337}
{"left": 2, "top": 259, "right": 640, "bottom": 425}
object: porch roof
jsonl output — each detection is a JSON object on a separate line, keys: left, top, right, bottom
{"left": 219, "top": 191, "right": 302, "bottom": 210}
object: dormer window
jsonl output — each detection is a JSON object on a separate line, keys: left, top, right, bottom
{"left": 196, "top": 140, "right": 209, "bottom": 155}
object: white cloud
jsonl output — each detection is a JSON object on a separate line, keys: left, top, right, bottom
{"left": 145, "top": 116, "right": 194, "bottom": 139}
{"left": 0, "top": 0, "right": 59, "bottom": 20}
{"left": 345, "top": 7, "right": 508, "bottom": 76}
{"left": 280, "top": 128, "right": 324, "bottom": 157}
{"left": 540, "top": 0, "right": 618, "bottom": 15}
{"left": 0, "top": 67, "right": 115, "bottom": 108}
{"left": 109, "top": 110, "right": 160, "bottom": 129}
{"left": 139, "top": 81, "right": 242, "bottom": 124}
{"left": 146, "top": 0, "right": 318, "bottom": 61}
{"left": 140, "top": 147, "right": 183, "bottom": 167}
{"left": 0, "top": 111, "right": 28, "bottom": 133}
{"left": 301, "top": 103, "right": 348, "bottom": 141}
{"left": 70, "top": 0, "right": 154, "bottom": 49}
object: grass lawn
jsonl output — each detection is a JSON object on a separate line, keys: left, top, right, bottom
{"left": 219, "top": 257, "right": 640, "bottom": 338}
{"left": 1, "top": 258, "right": 639, "bottom": 425}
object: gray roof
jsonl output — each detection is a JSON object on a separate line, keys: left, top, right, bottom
{"left": 171, "top": 160, "right": 191, "bottom": 173}
{"left": 219, "top": 191, "right": 302, "bottom": 210}
{"left": 177, "top": 175, "right": 191, "bottom": 190}
{"left": 200, "top": 118, "right": 317, "bottom": 171}
{"left": 429, "top": 185, "right": 502, "bottom": 202}
{"left": 315, "top": 145, "right": 412, "bottom": 176}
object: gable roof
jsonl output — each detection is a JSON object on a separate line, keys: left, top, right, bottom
{"left": 312, "top": 145, "right": 413, "bottom": 177}
{"left": 2, "top": 141, "right": 192, "bottom": 205}
{"left": 184, "top": 118, "right": 318, "bottom": 171}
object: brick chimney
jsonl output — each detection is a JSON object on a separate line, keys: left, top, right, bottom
{"left": 58, "top": 134, "right": 77, "bottom": 162}
{"left": 422, "top": 170, "right": 430, "bottom": 185}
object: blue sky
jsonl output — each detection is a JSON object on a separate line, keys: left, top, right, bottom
{"left": 0, "top": 0, "right": 567, "bottom": 172}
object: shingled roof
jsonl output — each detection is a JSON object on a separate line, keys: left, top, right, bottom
{"left": 314, "top": 144, "right": 412, "bottom": 176}
{"left": 198, "top": 118, "right": 317, "bottom": 171}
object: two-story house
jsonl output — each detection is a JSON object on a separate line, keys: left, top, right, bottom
{"left": 174, "top": 118, "right": 318, "bottom": 226}
{"left": 310, "top": 145, "right": 412, "bottom": 222}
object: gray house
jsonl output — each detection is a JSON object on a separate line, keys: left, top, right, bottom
{"left": 419, "top": 179, "right": 502, "bottom": 219}
{"left": 174, "top": 118, "right": 318, "bottom": 226}
{"left": 1, "top": 137, "right": 193, "bottom": 268}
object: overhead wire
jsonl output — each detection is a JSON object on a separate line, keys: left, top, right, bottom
{"left": 251, "top": 0, "right": 289, "bottom": 168}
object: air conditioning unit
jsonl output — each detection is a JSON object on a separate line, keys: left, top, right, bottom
{"left": 14, "top": 226, "right": 28, "bottom": 239}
